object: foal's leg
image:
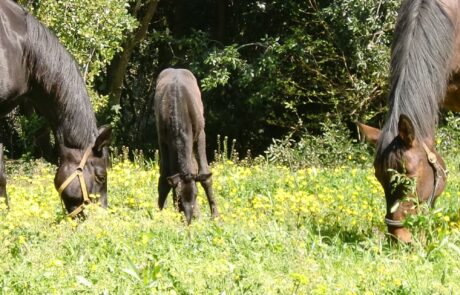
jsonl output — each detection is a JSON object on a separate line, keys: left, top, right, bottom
{"left": 195, "top": 131, "right": 218, "bottom": 217}
{"left": 0, "top": 143, "right": 8, "bottom": 209}
{"left": 158, "top": 143, "right": 171, "bottom": 210}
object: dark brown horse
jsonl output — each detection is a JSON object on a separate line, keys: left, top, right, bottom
{"left": 0, "top": 0, "right": 111, "bottom": 216}
{"left": 154, "top": 68, "right": 218, "bottom": 224}
{"left": 359, "top": 0, "right": 460, "bottom": 242}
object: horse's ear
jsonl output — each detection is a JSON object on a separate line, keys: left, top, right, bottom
{"left": 398, "top": 114, "right": 415, "bottom": 148}
{"left": 195, "top": 173, "right": 212, "bottom": 182}
{"left": 93, "top": 125, "right": 112, "bottom": 155}
{"left": 356, "top": 122, "right": 380, "bottom": 146}
{"left": 167, "top": 174, "right": 181, "bottom": 187}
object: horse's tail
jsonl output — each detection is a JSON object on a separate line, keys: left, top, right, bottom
{"left": 383, "top": 0, "right": 455, "bottom": 143}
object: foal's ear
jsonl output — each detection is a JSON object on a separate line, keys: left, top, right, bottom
{"left": 93, "top": 125, "right": 112, "bottom": 155}
{"left": 195, "top": 173, "right": 212, "bottom": 182}
{"left": 167, "top": 174, "right": 181, "bottom": 187}
{"left": 398, "top": 114, "right": 415, "bottom": 148}
{"left": 356, "top": 122, "right": 380, "bottom": 146}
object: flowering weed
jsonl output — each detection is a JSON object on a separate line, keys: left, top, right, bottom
{"left": 0, "top": 156, "right": 460, "bottom": 293}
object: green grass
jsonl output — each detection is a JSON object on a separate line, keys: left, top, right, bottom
{"left": 1, "top": 154, "right": 460, "bottom": 294}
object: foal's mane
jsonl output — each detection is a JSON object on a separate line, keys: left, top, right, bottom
{"left": 377, "top": 0, "right": 455, "bottom": 156}
{"left": 23, "top": 11, "right": 97, "bottom": 149}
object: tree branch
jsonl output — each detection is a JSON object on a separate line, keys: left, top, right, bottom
{"left": 106, "top": 0, "right": 159, "bottom": 107}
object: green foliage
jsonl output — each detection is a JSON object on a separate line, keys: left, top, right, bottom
{"left": 201, "top": 45, "right": 249, "bottom": 92}
{"left": 388, "top": 168, "right": 417, "bottom": 196}
{"left": 18, "top": 0, "right": 137, "bottom": 111}
{"left": 3, "top": 0, "right": 403, "bottom": 158}
{"left": 17, "top": 113, "right": 48, "bottom": 158}
{"left": 2, "top": 151, "right": 460, "bottom": 293}
{"left": 29, "top": 0, "right": 137, "bottom": 83}
{"left": 203, "top": 0, "right": 399, "bottom": 143}
{"left": 116, "top": 0, "right": 401, "bottom": 156}
{"left": 437, "top": 112, "right": 460, "bottom": 156}
{"left": 265, "top": 120, "right": 371, "bottom": 168}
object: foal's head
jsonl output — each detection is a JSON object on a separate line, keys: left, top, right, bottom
{"left": 54, "top": 126, "right": 112, "bottom": 217}
{"left": 167, "top": 173, "right": 212, "bottom": 224}
{"left": 359, "top": 115, "right": 447, "bottom": 243}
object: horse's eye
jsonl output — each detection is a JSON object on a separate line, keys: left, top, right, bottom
{"left": 95, "top": 174, "right": 106, "bottom": 184}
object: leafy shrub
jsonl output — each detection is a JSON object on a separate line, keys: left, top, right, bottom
{"left": 437, "top": 112, "right": 460, "bottom": 157}
{"left": 265, "top": 119, "right": 371, "bottom": 168}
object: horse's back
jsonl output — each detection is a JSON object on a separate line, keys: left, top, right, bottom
{"left": 0, "top": 0, "right": 28, "bottom": 105}
{"left": 154, "top": 68, "right": 204, "bottom": 142}
{"left": 155, "top": 68, "right": 202, "bottom": 111}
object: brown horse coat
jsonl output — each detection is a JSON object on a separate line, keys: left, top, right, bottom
{"left": 0, "top": 0, "right": 111, "bottom": 215}
{"left": 154, "top": 68, "right": 218, "bottom": 224}
{"left": 359, "top": 0, "right": 460, "bottom": 242}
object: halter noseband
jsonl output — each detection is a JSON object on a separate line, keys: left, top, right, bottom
{"left": 384, "top": 142, "right": 448, "bottom": 228}
{"left": 57, "top": 147, "right": 92, "bottom": 218}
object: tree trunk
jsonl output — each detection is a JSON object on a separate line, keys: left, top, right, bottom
{"left": 214, "top": 0, "right": 228, "bottom": 43}
{"left": 172, "top": 0, "right": 185, "bottom": 37}
{"left": 106, "top": 0, "right": 159, "bottom": 108}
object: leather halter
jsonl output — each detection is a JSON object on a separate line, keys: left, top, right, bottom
{"left": 57, "top": 147, "right": 92, "bottom": 218}
{"left": 384, "top": 142, "right": 448, "bottom": 228}
{"left": 421, "top": 142, "right": 448, "bottom": 207}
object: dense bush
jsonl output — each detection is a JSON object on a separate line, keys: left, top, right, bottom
{"left": 265, "top": 120, "right": 372, "bottom": 169}
{"left": 117, "top": 0, "right": 401, "bottom": 157}
{"left": 0, "top": 1, "right": 409, "bottom": 163}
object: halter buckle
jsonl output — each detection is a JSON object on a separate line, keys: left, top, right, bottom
{"left": 427, "top": 152, "right": 437, "bottom": 164}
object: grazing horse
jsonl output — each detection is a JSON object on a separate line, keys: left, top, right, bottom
{"left": 154, "top": 68, "right": 218, "bottom": 224}
{"left": 0, "top": 0, "right": 111, "bottom": 217}
{"left": 359, "top": 0, "right": 460, "bottom": 242}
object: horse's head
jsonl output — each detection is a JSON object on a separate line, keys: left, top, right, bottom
{"left": 54, "top": 126, "right": 112, "bottom": 218}
{"left": 358, "top": 114, "right": 447, "bottom": 243}
{"left": 167, "top": 173, "right": 211, "bottom": 224}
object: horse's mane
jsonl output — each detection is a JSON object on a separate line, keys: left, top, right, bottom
{"left": 23, "top": 11, "right": 97, "bottom": 149}
{"left": 377, "top": 0, "right": 455, "bottom": 156}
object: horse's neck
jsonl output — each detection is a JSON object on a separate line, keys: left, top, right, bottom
{"left": 23, "top": 12, "right": 98, "bottom": 150}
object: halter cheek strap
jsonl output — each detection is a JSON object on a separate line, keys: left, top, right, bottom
{"left": 421, "top": 142, "right": 448, "bottom": 207}
{"left": 57, "top": 147, "right": 92, "bottom": 218}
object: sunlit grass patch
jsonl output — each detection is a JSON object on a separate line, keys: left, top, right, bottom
{"left": 0, "top": 155, "right": 460, "bottom": 293}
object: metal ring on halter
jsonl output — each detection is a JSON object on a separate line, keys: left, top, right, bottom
{"left": 57, "top": 147, "right": 92, "bottom": 218}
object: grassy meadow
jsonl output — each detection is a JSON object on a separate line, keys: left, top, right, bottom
{"left": 1, "top": 149, "right": 460, "bottom": 294}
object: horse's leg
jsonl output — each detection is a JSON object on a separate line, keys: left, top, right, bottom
{"left": 0, "top": 143, "right": 8, "bottom": 209}
{"left": 195, "top": 131, "right": 218, "bottom": 218}
{"left": 158, "top": 143, "right": 171, "bottom": 210}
